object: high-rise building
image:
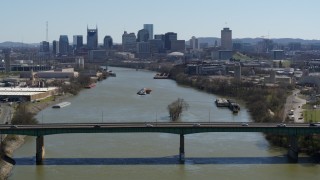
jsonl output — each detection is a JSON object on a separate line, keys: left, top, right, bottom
{"left": 2, "top": 48, "right": 11, "bottom": 73}
{"left": 87, "top": 26, "right": 98, "bottom": 49}
{"left": 122, "top": 31, "right": 137, "bottom": 52}
{"left": 137, "top": 29, "right": 149, "bottom": 42}
{"left": 59, "top": 35, "right": 69, "bottom": 56}
{"left": 103, "top": 36, "right": 113, "bottom": 49}
{"left": 164, "top": 32, "right": 177, "bottom": 50}
{"left": 52, "top": 40, "right": 58, "bottom": 55}
{"left": 39, "top": 41, "right": 50, "bottom": 55}
{"left": 221, "top": 27, "right": 232, "bottom": 50}
{"left": 73, "top": 35, "right": 83, "bottom": 50}
{"left": 189, "top": 36, "right": 198, "bottom": 50}
{"left": 143, "top": 24, "right": 153, "bottom": 40}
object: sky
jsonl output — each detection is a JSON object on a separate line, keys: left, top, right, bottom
{"left": 1, "top": 0, "right": 320, "bottom": 43}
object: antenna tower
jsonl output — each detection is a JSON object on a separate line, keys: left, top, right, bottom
{"left": 46, "top": 21, "right": 48, "bottom": 42}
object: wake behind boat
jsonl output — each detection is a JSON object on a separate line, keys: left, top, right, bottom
{"left": 52, "top": 102, "right": 71, "bottom": 108}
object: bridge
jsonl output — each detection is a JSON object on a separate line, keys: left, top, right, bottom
{"left": 1, "top": 122, "right": 319, "bottom": 165}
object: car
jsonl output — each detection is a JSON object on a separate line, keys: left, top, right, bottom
{"left": 310, "top": 123, "right": 320, "bottom": 127}
{"left": 94, "top": 125, "right": 101, "bottom": 128}
{"left": 277, "top": 123, "right": 286, "bottom": 127}
{"left": 146, "top": 124, "right": 154, "bottom": 127}
{"left": 10, "top": 125, "right": 18, "bottom": 128}
{"left": 193, "top": 123, "right": 201, "bottom": 127}
{"left": 241, "top": 123, "right": 249, "bottom": 126}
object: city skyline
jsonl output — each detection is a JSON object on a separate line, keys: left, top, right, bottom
{"left": 1, "top": 0, "right": 320, "bottom": 43}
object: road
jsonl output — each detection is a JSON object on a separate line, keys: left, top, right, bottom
{"left": 283, "top": 89, "right": 306, "bottom": 123}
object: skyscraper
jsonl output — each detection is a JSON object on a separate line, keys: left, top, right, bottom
{"left": 73, "top": 35, "right": 83, "bottom": 50}
{"left": 52, "top": 40, "right": 58, "bottom": 55}
{"left": 221, "top": 27, "right": 232, "bottom": 50}
{"left": 103, "top": 35, "right": 113, "bottom": 49}
{"left": 39, "top": 41, "right": 50, "bottom": 53}
{"left": 137, "top": 29, "right": 149, "bottom": 42}
{"left": 122, "top": 31, "right": 137, "bottom": 52}
{"left": 189, "top": 36, "right": 199, "bottom": 50}
{"left": 143, "top": 24, "right": 153, "bottom": 40}
{"left": 164, "top": 32, "right": 177, "bottom": 50}
{"left": 59, "top": 35, "right": 69, "bottom": 56}
{"left": 87, "top": 26, "right": 98, "bottom": 49}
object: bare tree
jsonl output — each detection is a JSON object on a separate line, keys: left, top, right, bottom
{"left": 167, "top": 98, "right": 189, "bottom": 121}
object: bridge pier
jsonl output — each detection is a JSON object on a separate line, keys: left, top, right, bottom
{"left": 179, "top": 134, "right": 185, "bottom": 163}
{"left": 287, "top": 135, "right": 298, "bottom": 163}
{"left": 36, "top": 136, "right": 45, "bottom": 165}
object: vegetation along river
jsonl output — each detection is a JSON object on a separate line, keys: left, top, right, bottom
{"left": 10, "top": 67, "right": 320, "bottom": 180}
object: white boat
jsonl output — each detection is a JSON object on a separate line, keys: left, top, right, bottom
{"left": 52, "top": 102, "right": 71, "bottom": 108}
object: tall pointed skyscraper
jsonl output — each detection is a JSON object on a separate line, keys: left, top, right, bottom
{"left": 87, "top": 26, "right": 98, "bottom": 49}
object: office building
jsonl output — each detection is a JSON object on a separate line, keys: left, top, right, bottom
{"left": 189, "top": 36, "right": 198, "bottom": 50}
{"left": 87, "top": 26, "right": 98, "bottom": 49}
{"left": 171, "top": 40, "right": 185, "bottom": 52}
{"left": 52, "top": 40, "right": 58, "bottom": 55}
{"left": 221, "top": 27, "right": 232, "bottom": 50}
{"left": 164, "top": 32, "right": 177, "bottom": 50}
{"left": 136, "top": 42, "right": 150, "bottom": 58}
{"left": 272, "top": 50, "right": 285, "bottom": 60}
{"left": 103, "top": 36, "right": 113, "bottom": 49}
{"left": 143, "top": 24, "right": 153, "bottom": 40}
{"left": 149, "top": 39, "right": 164, "bottom": 53}
{"left": 39, "top": 41, "right": 50, "bottom": 56}
{"left": 122, "top": 31, "right": 137, "bottom": 52}
{"left": 137, "top": 29, "right": 149, "bottom": 42}
{"left": 73, "top": 35, "right": 83, "bottom": 50}
{"left": 59, "top": 35, "right": 69, "bottom": 56}
{"left": 2, "top": 48, "right": 11, "bottom": 73}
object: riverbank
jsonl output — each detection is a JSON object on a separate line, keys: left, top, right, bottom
{"left": 0, "top": 93, "right": 72, "bottom": 180}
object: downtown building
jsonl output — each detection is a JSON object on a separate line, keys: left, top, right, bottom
{"left": 73, "top": 35, "right": 83, "bottom": 50}
{"left": 137, "top": 29, "right": 149, "bottom": 42}
{"left": 39, "top": 41, "right": 50, "bottom": 56}
{"left": 59, "top": 35, "right": 69, "bottom": 56}
{"left": 221, "top": 27, "right": 232, "bottom": 50}
{"left": 122, "top": 31, "right": 137, "bottom": 52}
{"left": 103, "top": 36, "right": 113, "bottom": 49}
{"left": 143, "top": 24, "right": 153, "bottom": 40}
{"left": 87, "top": 26, "right": 98, "bottom": 50}
{"left": 164, "top": 32, "right": 177, "bottom": 51}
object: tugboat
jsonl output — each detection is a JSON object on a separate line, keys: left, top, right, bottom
{"left": 137, "top": 88, "right": 152, "bottom": 95}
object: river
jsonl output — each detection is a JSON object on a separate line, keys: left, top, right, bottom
{"left": 10, "top": 67, "right": 320, "bottom": 180}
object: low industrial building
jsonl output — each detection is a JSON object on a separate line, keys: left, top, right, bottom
{"left": 0, "top": 87, "right": 58, "bottom": 102}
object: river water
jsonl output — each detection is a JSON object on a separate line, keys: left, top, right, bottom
{"left": 10, "top": 67, "right": 320, "bottom": 180}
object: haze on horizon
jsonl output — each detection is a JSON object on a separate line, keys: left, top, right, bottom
{"left": 1, "top": 0, "right": 320, "bottom": 43}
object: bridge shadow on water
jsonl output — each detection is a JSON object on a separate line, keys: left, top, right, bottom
{"left": 14, "top": 156, "right": 318, "bottom": 166}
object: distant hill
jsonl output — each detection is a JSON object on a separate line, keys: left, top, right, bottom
{"left": 0, "top": 41, "right": 37, "bottom": 48}
{"left": 191, "top": 37, "right": 320, "bottom": 46}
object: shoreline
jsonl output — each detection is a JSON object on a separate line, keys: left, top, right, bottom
{"left": 0, "top": 93, "right": 72, "bottom": 180}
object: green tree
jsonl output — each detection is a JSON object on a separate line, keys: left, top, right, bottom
{"left": 167, "top": 98, "right": 189, "bottom": 121}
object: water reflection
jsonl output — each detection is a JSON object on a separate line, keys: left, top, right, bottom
{"left": 15, "top": 156, "right": 315, "bottom": 165}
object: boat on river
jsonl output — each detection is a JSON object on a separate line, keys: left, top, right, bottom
{"left": 85, "top": 83, "right": 96, "bottom": 89}
{"left": 137, "top": 88, "right": 152, "bottom": 95}
{"left": 52, "top": 102, "right": 71, "bottom": 108}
